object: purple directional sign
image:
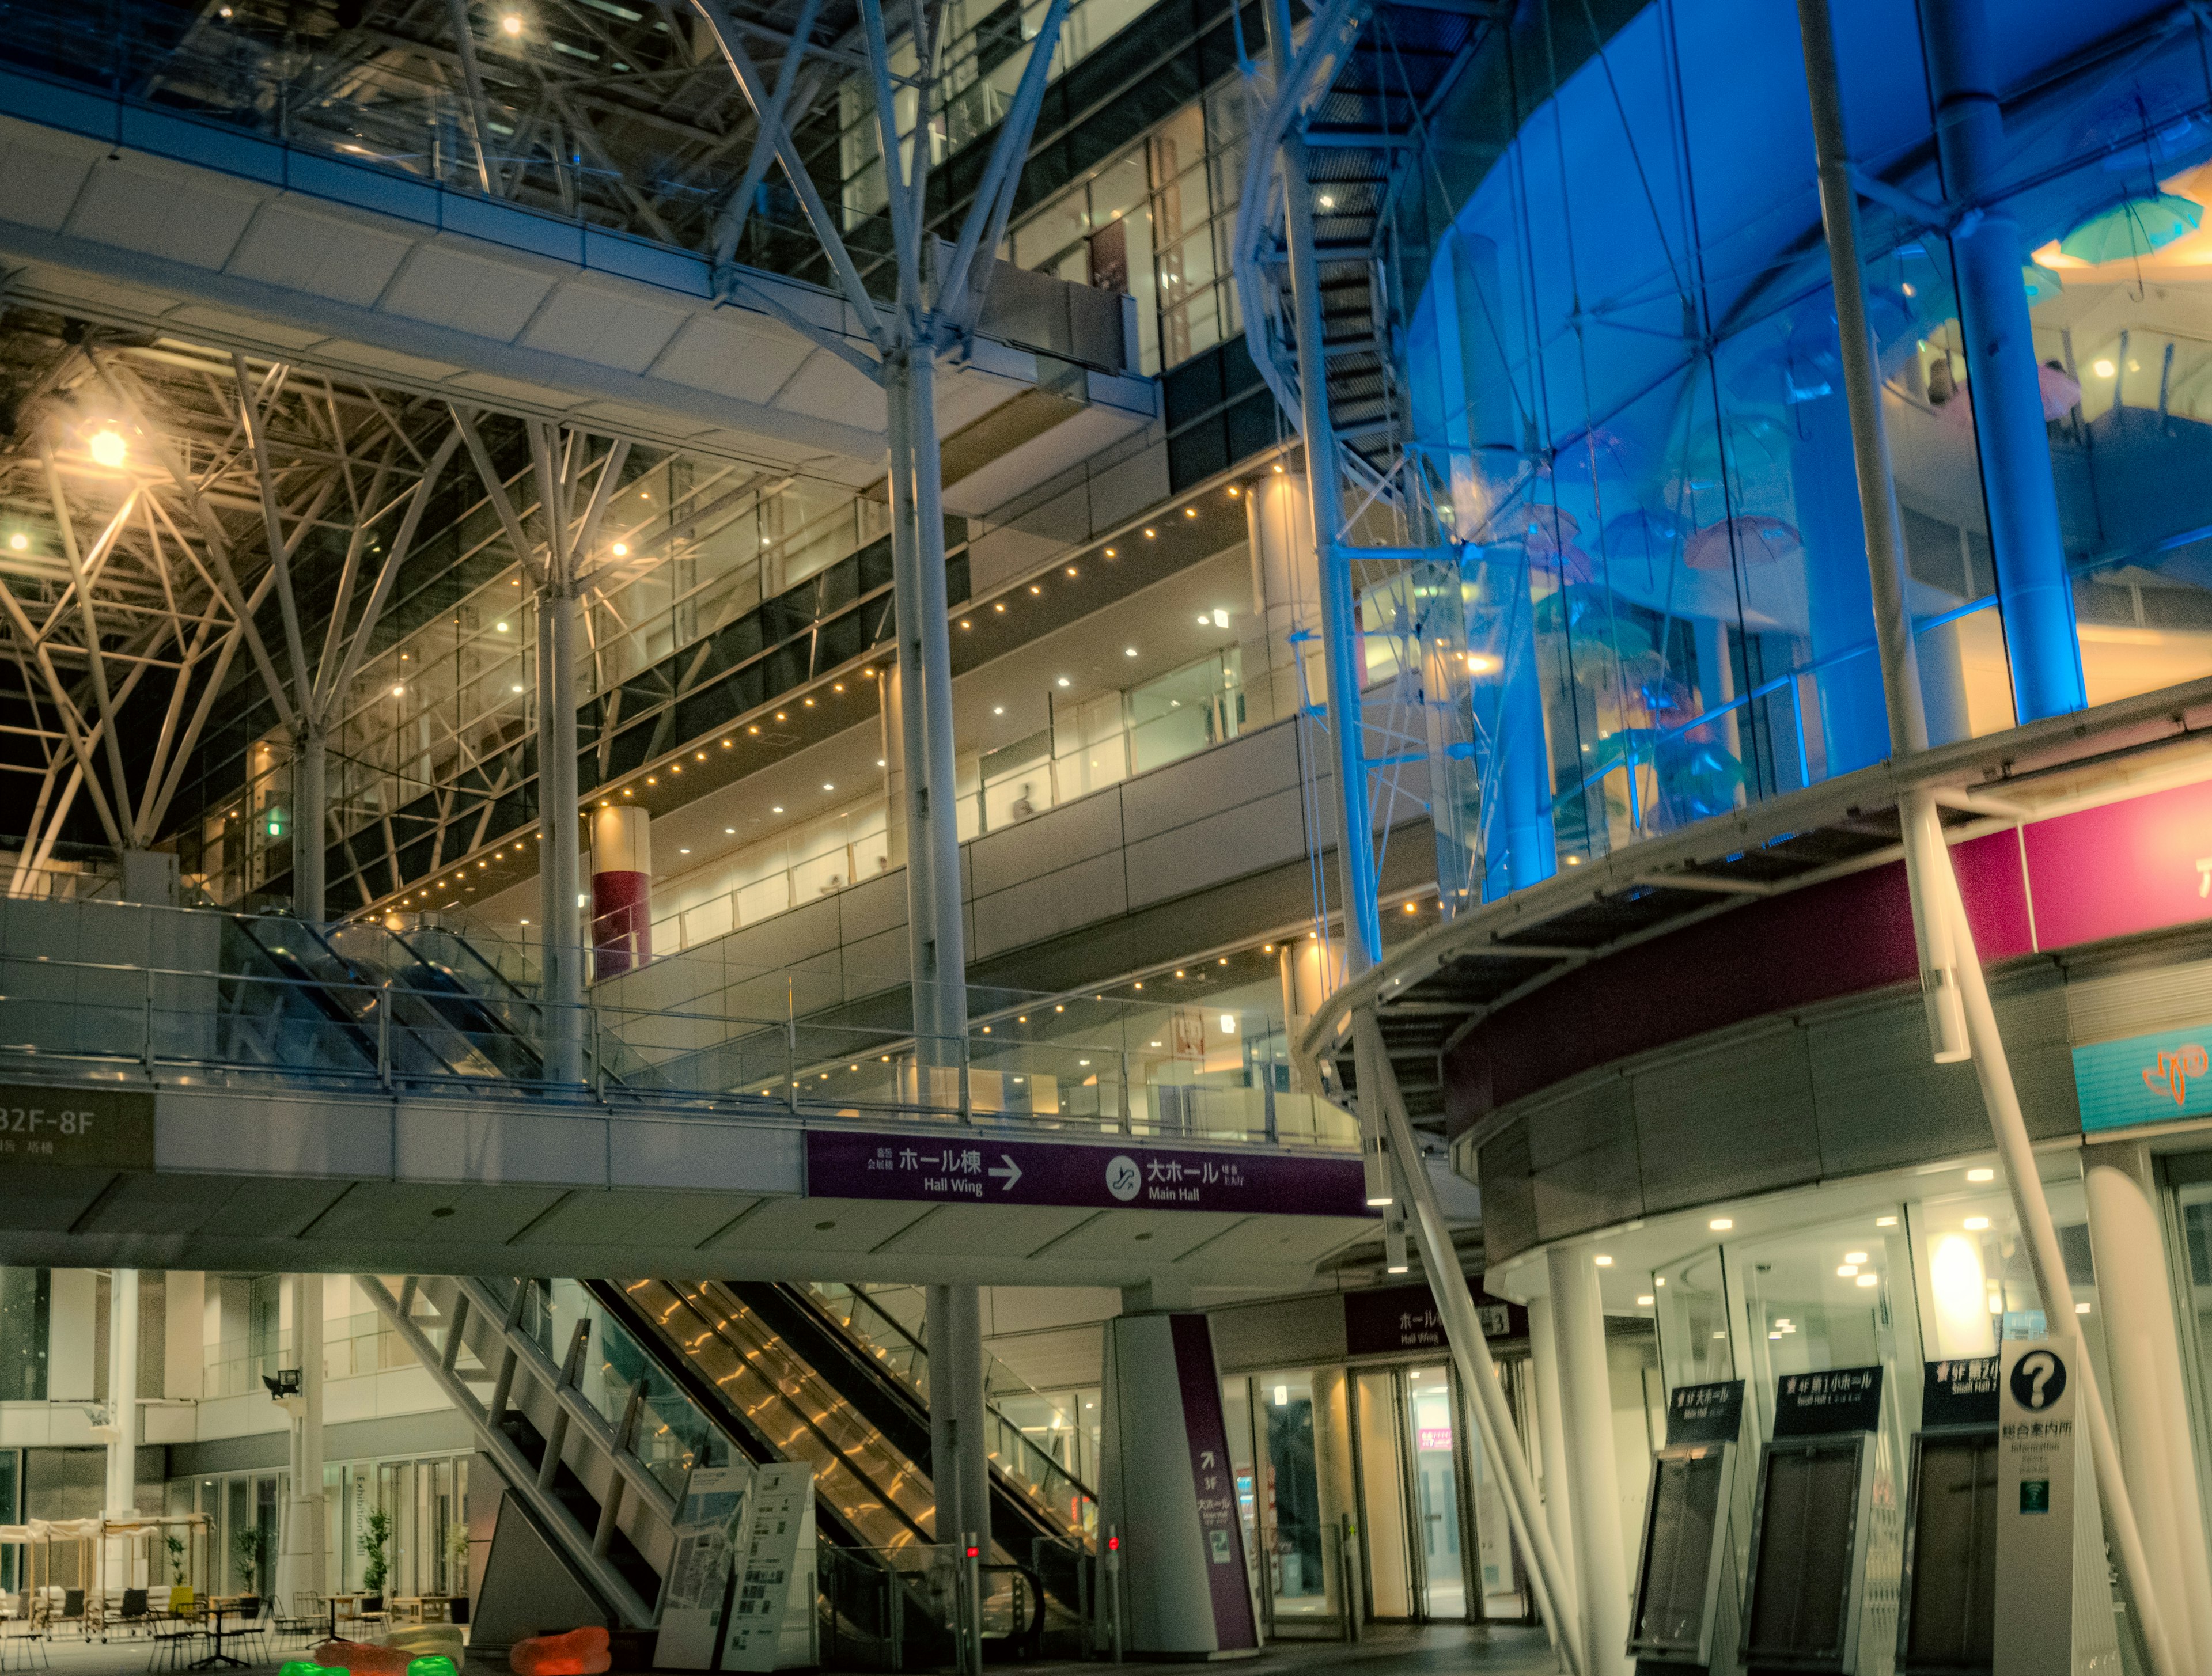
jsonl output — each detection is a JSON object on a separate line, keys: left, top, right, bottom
{"left": 805, "top": 1128, "right": 1371, "bottom": 1218}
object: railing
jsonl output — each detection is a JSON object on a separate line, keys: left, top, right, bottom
{"left": 200, "top": 1310, "right": 404, "bottom": 1397}
{"left": 638, "top": 646, "right": 1275, "bottom": 964}
{"left": 0, "top": 941, "right": 1355, "bottom": 1148}
{"left": 804, "top": 1284, "right": 1099, "bottom": 1538}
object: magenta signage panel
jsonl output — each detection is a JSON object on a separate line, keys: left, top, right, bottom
{"left": 2021, "top": 776, "right": 2212, "bottom": 951}
{"left": 804, "top": 1128, "right": 1369, "bottom": 1217}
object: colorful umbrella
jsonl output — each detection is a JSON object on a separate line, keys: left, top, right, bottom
{"left": 1685, "top": 515, "right": 1801, "bottom": 571}
{"left": 2022, "top": 262, "right": 2065, "bottom": 304}
{"left": 2058, "top": 191, "right": 2202, "bottom": 263}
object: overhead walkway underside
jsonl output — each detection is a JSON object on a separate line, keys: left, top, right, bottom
{"left": 1303, "top": 672, "right": 2212, "bottom": 1133}
{"left": 0, "top": 82, "right": 1154, "bottom": 490}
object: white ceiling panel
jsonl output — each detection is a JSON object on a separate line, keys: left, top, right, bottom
{"left": 301, "top": 1181, "right": 571, "bottom": 1245}
{"left": 507, "top": 1189, "right": 762, "bottom": 1250}
{"left": 869, "top": 1202, "right": 1100, "bottom": 1257}
{"left": 165, "top": 306, "right": 327, "bottom": 351}
{"left": 652, "top": 312, "right": 817, "bottom": 408}
{"left": 67, "top": 157, "right": 260, "bottom": 271}
{"left": 225, "top": 201, "right": 413, "bottom": 309}
{"left": 1171, "top": 1214, "right": 1369, "bottom": 1269}
{"left": 702, "top": 1194, "right": 932, "bottom": 1254}
{"left": 0, "top": 120, "right": 101, "bottom": 232}
{"left": 770, "top": 347, "right": 888, "bottom": 428}
{"left": 520, "top": 278, "right": 689, "bottom": 374}
{"left": 381, "top": 241, "right": 560, "bottom": 342}
{"left": 1031, "top": 1208, "right": 1248, "bottom": 1264}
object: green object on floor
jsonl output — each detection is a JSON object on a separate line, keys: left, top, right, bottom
{"left": 408, "top": 1658, "right": 459, "bottom": 1676}
{"left": 281, "top": 1663, "right": 329, "bottom": 1676}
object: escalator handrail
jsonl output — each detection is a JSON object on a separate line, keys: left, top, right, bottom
{"left": 794, "top": 1284, "right": 1100, "bottom": 1515}
{"left": 585, "top": 1279, "right": 937, "bottom": 1556}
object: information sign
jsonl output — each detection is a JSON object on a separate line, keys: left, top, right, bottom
{"left": 0, "top": 1084, "right": 153, "bottom": 1170}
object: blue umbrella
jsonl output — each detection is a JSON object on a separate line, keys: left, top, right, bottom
{"left": 2058, "top": 192, "right": 2202, "bottom": 263}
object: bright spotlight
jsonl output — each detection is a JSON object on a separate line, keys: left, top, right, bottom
{"left": 88, "top": 430, "right": 127, "bottom": 468}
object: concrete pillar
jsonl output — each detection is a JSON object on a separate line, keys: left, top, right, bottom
{"left": 1795, "top": 390, "right": 1889, "bottom": 776}
{"left": 164, "top": 1271, "right": 203, "bottom": 1399}
{"left": 926, "top": 1284, "right": 991, "bottom": 1550}
{"left": 50, "top": 1269, "right": 96, "bottom": 1401}
{"left": 537, "top": 590, "right": 584, "bottom": 1081}
{"left": 292, "top": 724, "right": 327, "bottom": 923}
{"left": 1918, "top": 0, "right": 2084, "bottom": 721}
{"left": 276, "top": 1273, "right": 327, "bottom": 1613}
{"left": 105, "top": 1268, "right": 140, "bottom": 1588}
{"left": 1526, "top": 1294, "right": 1579, "bottom": 1620}
{"left": 588, "top": 805, "right": 652, "bottom": 979}
{"left": 2083, "top": 1144, "right": 2212, "bottom": 1670}
{"left": 1309, "top": 1366, "right": 1356, "bottom": 1618}
{"left": 880, "top": 662, "right": 908, "bottom": 877}
{"left": 1547, "top": 1246, "right": 1630, "bottom": 1675}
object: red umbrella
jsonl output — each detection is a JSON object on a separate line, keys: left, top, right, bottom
{"left": 1685, "top": 515, "right": 1801, "bottom": 570}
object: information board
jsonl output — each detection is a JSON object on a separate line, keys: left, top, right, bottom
{"left": 1899, "top": 1429, "right": 1998, "bottom": 1674}
{"left": 723, "top": 1463, "right": 813, "bottom": 1673}
{"left": 653, "top": 1465, "right": 755, "bottom": 1670}
{"left": 0, "top": 1083, "right": 154, "bottom": 1169}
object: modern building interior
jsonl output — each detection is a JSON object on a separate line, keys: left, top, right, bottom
{"left": 1, "top": 0, "right": 2212, "bottom": 1674}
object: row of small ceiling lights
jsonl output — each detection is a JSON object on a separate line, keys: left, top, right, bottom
{"left": 377, "top": 470, "right": 1272, "bottom": 913}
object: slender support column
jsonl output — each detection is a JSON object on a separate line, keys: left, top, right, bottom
{"left": 1799, "top": 2, "right": 2175, "bottom": 1664}
{"left": 105, "top": 1268, "right": 139, "bottom": 1516}
{"left": 906, "top": 353, "right": 969, "bottom": 1054}
{"left": 278, "top": 1274, "right": 328, "bottom": 1608}
{"left": 538, "top": 590, "right": 584, "bottom": 1083}
{"left": 1794, "top": 0, "right": 1925, "bottom": 764}
{"left": 1917, "top": 0, "right": 2083, "bottom": 721}
{"left": 2082, "top": 1144, "right": 2212, "bottom": 1670}
{"left": 292, "top": 723, "right": 327, "bottom": 923}
{"left": 1267, "top": 0, "right": 1378, "bottom": 974}
{"left": 1356, "top": 1011, "right": 1582, "bottom": 1675}
{"left": 1795, "top": 393, "right": 1891, "bottom": 776}
{"left": 1525, "top": 1295, "right": 1580, "bottom": 1622}
{"left": 1546, "top": 1247, "right": 1630, "bottom": 1676}
{"left": 884, "top": 363, "right": 937, "bottom": 1046}
{"left": 925, "top": 1284, "right": 990, "bottom": 1548}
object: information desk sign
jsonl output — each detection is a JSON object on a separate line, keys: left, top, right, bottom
{"left": 1993, "top": 1339, "right": 2116, "bottom": 1676}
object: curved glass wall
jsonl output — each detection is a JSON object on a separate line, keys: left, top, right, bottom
{"left": 1404, "top": 0, "right": 2212, "bottom": 901}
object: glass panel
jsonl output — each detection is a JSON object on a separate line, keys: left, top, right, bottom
{"left": 1255, "top": 1372, "right": 1329, "bottom": 1621}
{"left": 1404, "top": 1366, "right": 1464, "bottom": 1620}
{"left": 1471, "top": 1362, "right": 1529, "bottom": 1620}
{"left": 1354, "top": 1370, "right": 1412, "bottom": 1619}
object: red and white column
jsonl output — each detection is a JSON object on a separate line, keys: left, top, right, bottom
{"left": 589, "top": 804, "right": 652, "bottom": 978}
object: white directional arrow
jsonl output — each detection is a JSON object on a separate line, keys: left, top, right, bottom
{"left": 989, "top": 1155, "right": 1023, "bottom": 1192}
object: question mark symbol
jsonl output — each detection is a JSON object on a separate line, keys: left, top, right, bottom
{"left": 2024, "top": 1352, "right": 2056, "bottom": 1408}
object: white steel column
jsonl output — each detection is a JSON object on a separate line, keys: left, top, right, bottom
{"left": 904, "top": 352, "right": 969, "bottom": 1059}
{"left": 277, "top": 1273, "right": 328, "bottom": 1609}
{"left": 1792, "top": 0, "right": 2180, "bottom": 1661}
{"left": 539, "top": 587, "right": 585, "bottom": 1083}
{"left": 2083, "top": 1144, "right": 2212, "bottom": 1669}
{"left": 105, "top": 1268, "right": 140, "bottom": 1556}
{"left": 1265, "top": 0, "right": 1378, "bottom": 976}
{"left": 1356, "top": 1011, "right": 1582, "bottom": 1674}
{"left": 1547, "top": 1247, "right": 1630, "bottom": 1676}
{"left": 1527, "top": 1294, "right": 1580, "bottom": 1615}
{"left": 925, "top": 1284, "right": 990, "bottom": 1549}
{"left": 293, "top": 725, "right": 327, "bottom": 922}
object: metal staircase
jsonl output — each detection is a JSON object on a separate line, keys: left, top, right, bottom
{"left": 360, "top": 1275, "right": 688, "bottom": 1629}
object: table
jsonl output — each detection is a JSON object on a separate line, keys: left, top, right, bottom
{"left": 188, "top": 1601, "right": 249, "bottom": 1671}
{"left": 323, "top": 1595, "right": 365, "bottom": 1639}
{"left": 389, "top": 1597, "right": 451, "bottom": 1625}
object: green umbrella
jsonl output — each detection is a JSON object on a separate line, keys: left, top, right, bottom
{"left": 2058, "top": 191, "right": 2202, "bottom": 263}
{"left": 2022, "top": 261, "right": 2064, "bottom": 304}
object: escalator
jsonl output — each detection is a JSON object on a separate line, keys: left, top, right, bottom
{"left": 214, "top": 913, "right": 548, "bottom": 1082}
{"left": 593, "top": 1280, "right": 1094, "bottom": 1626}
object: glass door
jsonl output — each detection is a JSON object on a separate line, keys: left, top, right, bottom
{"left": 1404, "top": 1366, "right": 1467, "bottom": 1619}
{"left": 1469, "top": 1358, "right": 1532, "bottom": 1621}
{"left": 1354, "top": 1368, "right": 1414, "bottom": 1619}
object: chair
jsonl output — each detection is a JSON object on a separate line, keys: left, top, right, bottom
{"left": 228, "top": 1597, "right": 268, "bottom": 1665}
{"left": 54, "top": 1592, "right": 82, "bottom": 1642}
{"left": 272, "top": 1594, "right": 321, "bottom": 1650}
{"left": 111, "top": 1590, "right": 153, "bottom": 1642}
{"left": 145, "top": 1611, "right": 202, "bottom": 1674}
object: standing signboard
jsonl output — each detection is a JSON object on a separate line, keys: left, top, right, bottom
{"left": 654, "top": 1465, "right": 755, "bottom": 1670}
{"left": 1993, "top": 1339, "right": 2116, "bottom": 1675}
{"left": 723, "top": 1463, "right": 815, "bottom": 1673}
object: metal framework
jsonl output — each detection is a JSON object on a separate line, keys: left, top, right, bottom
{"left": 0, "top": 312, "right": 454, "bottom": 901}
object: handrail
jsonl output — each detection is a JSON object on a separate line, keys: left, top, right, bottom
{"left": 1300, "top": 668, "right": 2212, "bottom": 1097}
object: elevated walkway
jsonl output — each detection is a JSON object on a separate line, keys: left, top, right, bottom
{"left": 0, "top": 44, "right": 1154, "bottom": 494}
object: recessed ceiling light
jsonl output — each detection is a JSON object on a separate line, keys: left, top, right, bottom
{"left": 1593, "top": 1255, "right": 1613, "bottom": 1267}
{"left": 725, "top": 828, "right": 736, "bottom": 835}
{"left": 1966, "top": 1167, "right": 1995, "bottom": 1182}
{"left": 1876, "top": 1215, "right": 1898, "bottom": 1227}
{"left": 678, "top": 848, "right": 690, "bottom": 855}
{"left": 771, "top": 805, "right": 784, "bottom": 813}
{"left": 1709, "top": 1218, "right": 1732, "bottom": 1230}
{"left": 1844, "top": 1251, "right": 1868, "bottom": 1265}
{"left": 1964, "top": 1216, "right": 1991, "bottom": 1230}
{"left": 1855, "top": 1273, "right": 1878, "bottom": 1288}
{"left": 1637, "top": 1295, "right": 1654, "bottom": 1306}
{"left": 823, "top": 783, "right": 835, "bottom": 791}
{"left": 1126, "top": 647, "right": 1138, "bottom": 657}
{"left": 993, "top": 705, "right": 1005, "bottom": 715}
{"left": 1056, "top": 676, "right": 1070, "bottom": 688}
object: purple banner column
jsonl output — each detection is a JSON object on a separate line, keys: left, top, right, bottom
{"left": 1169, "top": 1314, "right": 1257, "bottom": 1652}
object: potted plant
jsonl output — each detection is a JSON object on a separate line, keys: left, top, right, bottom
{"left": 165, "top": 1535, "right": 187, "bottom": 1588}
{"left": 232, "top": 1525, "right": 273, "bottom": 1603}
{"left": 360, "top": 1509, "right": 393, "bottom": 1610}
{"left": 444, "top": 1523, "right": 471, "bottom": 1625}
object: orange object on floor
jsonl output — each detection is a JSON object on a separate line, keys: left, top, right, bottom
{"left": 315, "top": 1640, "right": 412, "bottom": 1676}
{"left": 508, "top": 1626, "right": 610, "bottom": 1676}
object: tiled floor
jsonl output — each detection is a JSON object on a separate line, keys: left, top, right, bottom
{"left": 0, "top": 1618, "right": 1562, "bottom": 1675}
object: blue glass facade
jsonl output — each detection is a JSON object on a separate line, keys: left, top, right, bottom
{"left": 1405, "top": 0, "right": 2212, "bottom": 892}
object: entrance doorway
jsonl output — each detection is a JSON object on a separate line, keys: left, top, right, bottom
{"left": 1354, "top": 1363, "right": 1482, "bottom": 1621}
